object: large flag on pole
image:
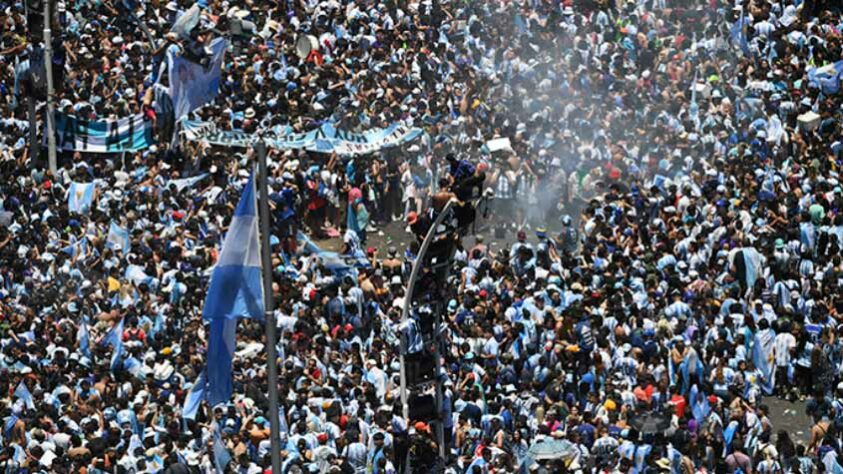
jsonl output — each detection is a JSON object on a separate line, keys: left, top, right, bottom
{"left": 202, "top": 171, "right": 264, "bottom": 405}
{"left": 203, "top": 172, "right": 264, "bottom": 321}
{"left": 207, "top": 318, "right": 238, "bottom": 406}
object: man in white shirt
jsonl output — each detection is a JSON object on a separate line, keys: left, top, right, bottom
{"left": 481, "top": 327, "right": 499, "bottom": 363}
{"left": 774, "top": 327, "right": 796, "bottom": 396}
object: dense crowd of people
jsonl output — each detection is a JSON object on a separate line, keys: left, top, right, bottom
{"left": 4, "top": 0, "right": 843, "bottom": 472}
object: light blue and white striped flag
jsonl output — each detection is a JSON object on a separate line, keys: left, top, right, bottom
{"left": 61, "top": 235, "right": 89, "bottom": 259}
{"left": 13, "top": 381, "right": 35, "bottom": 410}
{"left": 751, "top": 329, "right": 776, "bottom": 395}
{"left": 207, "top": 317, "right": 238, "bottom": 406}
{"left": 167, "top": 173, "right": 209, "bottom": 192}
{"left": 68, "top": 181, "right": 96, "bottom": 214}
{"left": 125, "top": 264, "right": 154, "bottom": 287}
{"left": 106, "top": 221, "right": 131, "bottom": 254}
{"left": 202, "top": 171, "right": 263, "bottom": 406}
{"left": 807, "top": 61, "right": 843, "bottom": 96}
{"left": 203, "top": 171, "right": 264, "bottom": 321}
{"left": 78, "top": 319, "right": 92, "bottom": 359}
{"left": 102, "top": 318, "right": 125, "bottom": 372}
{"left": 213, "top": 422, "right": 232, "bottom": 472}
{"left": 183, "top": 370, "right": 208, "bottom": 420}
{"left": 730, "top": 10, "right": 750, "bottom": 56}
{"left": 102, "top": 318, "right": 124, "bottom": 348}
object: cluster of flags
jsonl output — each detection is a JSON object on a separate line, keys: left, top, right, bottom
{"left": 49, "top": 4, "right": 249, "bottom": 450}
{"left": 61, "top": 171, "right": 269, "bottom": 426}
{"left": 61, "top": 173, "right": 224, "bottom": 386}
{"left": 178, "top": 173, "right": 370, "bottom": 423}
{"left": 58, "top": 220, "right": 128, "bottom": 263}
{"left": 68, "top": 174, "right": 209, "bottom": 217}
{"left": 72, "top": 315, "right": 125, "bottom": 375}
{"left": 17, "top": 31, "right": 226, "bottom": 154}
{"left": 62, "top": 166, "right": 283, "bottom": 433}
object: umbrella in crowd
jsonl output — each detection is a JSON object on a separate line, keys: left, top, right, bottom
{"left": 526, "top": 438, "right": 577, "bottom": 461}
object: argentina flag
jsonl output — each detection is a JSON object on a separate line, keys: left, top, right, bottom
{"left": 202, "top": 171, "right": 264, "bottom": 406}
{"left": 807, "top": 60, "right": 843, "bottom": 96}
{"left": 207, "top": 318, "right": 238, "bottom": 405}
{"left": 182, "top": 370, "right": 208, "bottom": 420}
{"left": 78, "top": 319, "right": 92, "bottom": 359}
{"left": 213, "top": 422, "right": 232, "bottom": 472}
{"left": 13, "top": 381, "right": 35, "bottom": 410}
{"left": 102, "top": 318, "right": 125, "bottom": 372}
{"left": 61, "top": 235, "right": 89, "bottom": 259}
{"left": 203, "top": 171, "right": 264, "bottom": 321}
{"left": 68, "top": 181, "right": 96, "bottom": 214}
{"left": 730, "top": 10, "right": 750, "bottom": 56}
{"left": 751, "top": 329, "right": 776, "bottom": 395}
{"left": 106, "top": 221, "right": 131, "bottom": 254}
{"left": 166, "top": 173, "right": 209, "bottom": 193}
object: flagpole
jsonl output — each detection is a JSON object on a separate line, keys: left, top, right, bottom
{"left": 28, "top": 96, "right": 41, "bottom": 163}
{"left": 257, "top": 140, "right": 282, "bottom": 473}
{"left": 400, "top": 198, "right": 458, "bottom": 473}
{"left": 43, "top": 0, "right": 57, "bottom": 175}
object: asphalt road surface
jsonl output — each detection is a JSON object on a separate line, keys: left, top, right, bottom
{"left": 767, "top": 397, "right": 811, "bottom": 443}
{"left": 314, "top": 206, "right": 560, "bottom": 255}
{"left": 314, "top": 214, "right": 531, "bottom": 256}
